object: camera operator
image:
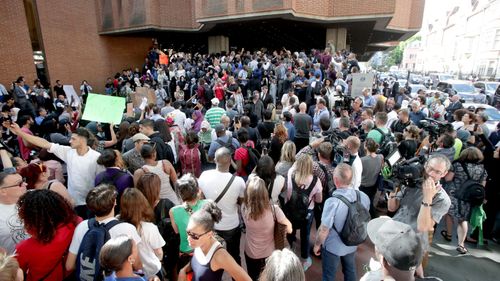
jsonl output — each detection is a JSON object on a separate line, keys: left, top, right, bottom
{"left": 387, "top": 154, "right": 451, "bottom": 276}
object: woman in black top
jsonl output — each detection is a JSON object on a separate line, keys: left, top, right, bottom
{"left": 398, "top": 125, "right": 419, "bottom": 160}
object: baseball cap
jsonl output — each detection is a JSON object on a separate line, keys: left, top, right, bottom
{"left": 131, "top": 133, "right": 150, "bottom": 143}
{"left": 215, "top": 124, "right": 225, "bottom": 133}
{"left": 211, "top": 98, "right": 220, "bottom": 105}
{"left": 367, "top": 217, "right": 423, "bottom": 271}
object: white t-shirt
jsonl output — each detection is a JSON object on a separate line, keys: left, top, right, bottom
{"left": 198, "top": 170, "right": 246, "bottom": 231}
{"left": 0, "top": 204, "right": 29, "bottom": 254}
{"left": 68, "top": 218, "right": 141, "bottom": 255}
{"left": 351, "top": 154, "right": 363, "bottom": 190}
{"left": 49, "top": 144, "right": 104, "bottom": 206}
{"left": 138, "top": 221, "right": 166, "bottom": 278}
{"left": 247, "top": 173, "right": 285, "bottom": 204}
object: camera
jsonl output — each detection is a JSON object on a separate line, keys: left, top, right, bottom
{"left": 382, "top": 153, "right": 427, "bottom": 191}
{"left": 419, "top": 118, "right": 453, "bottom": 143}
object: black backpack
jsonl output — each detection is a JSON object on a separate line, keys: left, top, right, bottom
{"left": 318, "top": 163, "right": 336, "bottom": 198}
{"left": 75, "top": 218, "right": 123, "bottom": 281}
{"left": 284, "top": 176, "right": 318, "bottom": 224}
{"left": 332, "top": 191, "right": 370, "bottom": 246}
{"left": 456, "top": 163, "right": 485, "bottom": 206}
{"left": 374, "top": 128, "right": 397, "bottom": 157}
{"left": 243, "top": 145, "right": 261, "bottom": 175}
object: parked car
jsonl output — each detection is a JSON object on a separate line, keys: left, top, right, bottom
{"left": 409, "top": 84, "right": 428, "bottom": 98}
{"left": 473, "top": 81, "right": 500, "bottom": 105}
{"left": 429, "top": 73, "right": 454, "bottom": 89}
{"left": 463, "top": 103, "right": 500, "bottom": 136}
{"left": 410, "top": 74, "right": 423, "bottom": 84}
{"left": 436, "top": 80, "right": 487, "bottom": 103}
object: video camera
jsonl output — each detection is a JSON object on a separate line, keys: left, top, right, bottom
{"left": 382, "top": 150, "right": 427, "bottom": 191}
{"left": 333, "top": 92, "right": 355, "bottom": 112}
{"left": 419, "top": 118, "right": 453, "bottom": 143}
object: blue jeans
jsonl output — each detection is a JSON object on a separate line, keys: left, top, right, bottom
{"left": 321, "top": 248, "right": 356, "bottom": 281}
{"left": 287, "top": 209, "right": 314, "bottom": 259}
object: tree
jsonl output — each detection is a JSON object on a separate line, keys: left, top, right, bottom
{"left": 385, "top": 34, "right": 421, "bottom": 67}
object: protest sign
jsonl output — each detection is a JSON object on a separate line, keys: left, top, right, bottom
{"left": 350, "top": 73, "right": 375, "bottom": 97}
{"left": 82, "top": 93, "right": 125, "bottom": 124}
{"left": 63, "top": 85, "right": 80, "bottom": 106}
{"left": 131, "top": 87, "right": 156, "bottom": 107}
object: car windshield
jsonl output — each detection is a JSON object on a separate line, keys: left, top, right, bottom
{"left": 440, "top": 75, "right": 453, "bottom": 81}
{"left": 486, "top": 83, "right": 499, "bottom": 91}
{"left": 452, "top": 84, "right": 475, "bottom": 92}
{"left": 485, "top": 108, "right": 500, "bottom": 121}
{"left": 411, "top": 86, "right": 425, "bottom": 93}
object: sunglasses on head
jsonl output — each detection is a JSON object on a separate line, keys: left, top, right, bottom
{"left": 186, "top": 230, "right": 210, "bottom": 240}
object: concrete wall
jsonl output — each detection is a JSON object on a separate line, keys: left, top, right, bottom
{"left": 0, "top": 0, "right": 38, "bottom": 89}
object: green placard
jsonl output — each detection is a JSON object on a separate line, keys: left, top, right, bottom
{"left": 82, "top": 93, "right": 125, "bottom": 124}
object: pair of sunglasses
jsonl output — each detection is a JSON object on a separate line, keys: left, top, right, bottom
{"left": 186, "top": 230, "right": 210, "bottom": 240}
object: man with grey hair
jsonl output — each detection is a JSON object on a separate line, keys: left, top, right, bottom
{"left": 198, "top": 147, "right": 246, "bottom": 265}
{"left": 387, "top": 154, "right": 451, "bottom": 277}
{"left": 475, "top": 112, "right": 490, "bottom": 137}
{"left": 313, "top": 163, "right": 370, "bottom": 281}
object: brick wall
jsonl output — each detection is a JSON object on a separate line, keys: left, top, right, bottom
{"left": 387, "top": 0, "right": 425, "bottom": 30}
{"left": 35, "top": 0, "right": 151, "bottom": 94}
{"left": 0, "top": 0, "right": 37, "bottom": 90}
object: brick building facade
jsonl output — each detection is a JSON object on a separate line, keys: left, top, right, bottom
{"left": 0, "top": 0, "right": 424, "bottom": 94}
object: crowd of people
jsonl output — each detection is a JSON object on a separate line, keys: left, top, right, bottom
{"left": 0, "top": 42, "right": 499, "bottom": 281}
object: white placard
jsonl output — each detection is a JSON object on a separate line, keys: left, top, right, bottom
{"left": 351, "top": 73, "right": 375, "bottom": 97}
{"left": 63, "top": 85, "right": 80, "bottom": 106}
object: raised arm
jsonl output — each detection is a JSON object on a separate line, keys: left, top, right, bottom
{"left": 5, "top": 122, "right": 51, "bottom": 150}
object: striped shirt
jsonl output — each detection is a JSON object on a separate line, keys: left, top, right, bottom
{"left": 205, "top": 107, "right": 225, "bottom": 128}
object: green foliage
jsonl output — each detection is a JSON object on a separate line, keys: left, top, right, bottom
{"left": 385, "top": 34, "right": 421, "bottom": 67}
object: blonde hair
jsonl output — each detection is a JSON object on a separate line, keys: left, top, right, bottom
{"left": 294, "top": 154, "right": 313, "bottom": 185}
{"left": 0, "top": 253, "right": 20, "bottom": 281}
{"left": 280, "top": 141, "right": 296, "bottom": 163}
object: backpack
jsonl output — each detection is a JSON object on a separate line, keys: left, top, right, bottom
{"left": 154, "top": 198, "right": 179, "bottom": 280}
{"left": 318, "top": 163, "right": 336, "bottom": 197}
{"left": 243, "top": 145, "right": 261, "bottom": 175}
{"left": 216, "top": 137, "right": 236, "bottom": 155}
{"left": 179, "top": 144, "right": 202, "bottom": 177}
{"left": 75, "top": 218, "right": 123, "bottom": 281}
{"left": 284, "top": 176, "right": 318, "bottom": 224}
{"left": 374, "top": 128, "right": 397, "bottom": 157}
{"left": 456, "top": 163, "right": 485, "bottom": 206}
{"left": 332, "top": 191, "right": 370, "bottom": 246}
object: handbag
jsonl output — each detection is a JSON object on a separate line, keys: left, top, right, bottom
{"left": 271, "top": 203, "right": 287, "bottom": 250}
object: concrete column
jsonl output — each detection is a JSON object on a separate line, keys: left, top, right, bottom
{"left": 326, "top": 28, "right": 347, "bottom": 51}
{"left": 208, "top": 35, "right": 229, "bottom": 54}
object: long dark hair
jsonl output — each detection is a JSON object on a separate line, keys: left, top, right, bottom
{"left": 17, "top": 189, "right": 78, "bottom": 244}
{"left": 255, "top": 155, "right": 276, "bottom": 188}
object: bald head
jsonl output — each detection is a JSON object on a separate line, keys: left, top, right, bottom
{"left": 215, "top": 147, "right": 232, "bottom": 169}
{"left": 299, "top": 103, "right": 307, "bottom": 113}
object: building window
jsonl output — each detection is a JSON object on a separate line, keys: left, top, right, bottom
{"left": 494, "top": 29, "right": 500, "bottom": 50}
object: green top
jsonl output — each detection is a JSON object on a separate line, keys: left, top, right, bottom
{"left": 367, "top": 127, "right": 389, "bottom": 144}
{"left": 205, "top": 107, "right": 226, "bottom": 128}
{"left": 198, "top": 129, "right": 213, "bottom": 145}
{"left": 172, "top": 199, "right": 208, "bottom": 253}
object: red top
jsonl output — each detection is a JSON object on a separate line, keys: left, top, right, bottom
{"left": 18, "top": 127, "right": 33, "bottom": 160}
{"left": 214, "top": 85, "right": 225, "bottom": 100}
{"left": 16, "top": 221, "right": 80, "bottom": 281}
{"left": 234, "top": 141, "right": 255, "bottom": 177}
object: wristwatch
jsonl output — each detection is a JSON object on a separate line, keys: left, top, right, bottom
{"left": 421, "top": 201, "right": 433, "bottom": 207}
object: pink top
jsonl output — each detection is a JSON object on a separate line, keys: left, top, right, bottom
{"left": 242, "top": 205, "right": 286, "bottom": 259}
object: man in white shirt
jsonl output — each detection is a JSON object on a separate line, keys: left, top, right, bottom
{"left": 169, "top": 101, "right": 187, "bottom": 130}
{"left": 0, "top": 171, "right": 29, "bottom": 253}
{"left": 65, "top": 184, "right": 142, "bottom": 276}
{"left": 198, "top": 147, "right": 246, "bottom": 265}
{"left": 8, "top": 123, "right": 103, "bottom": 219}
{"left": 344, "top": 136, "right": 363, "bottom": 190}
